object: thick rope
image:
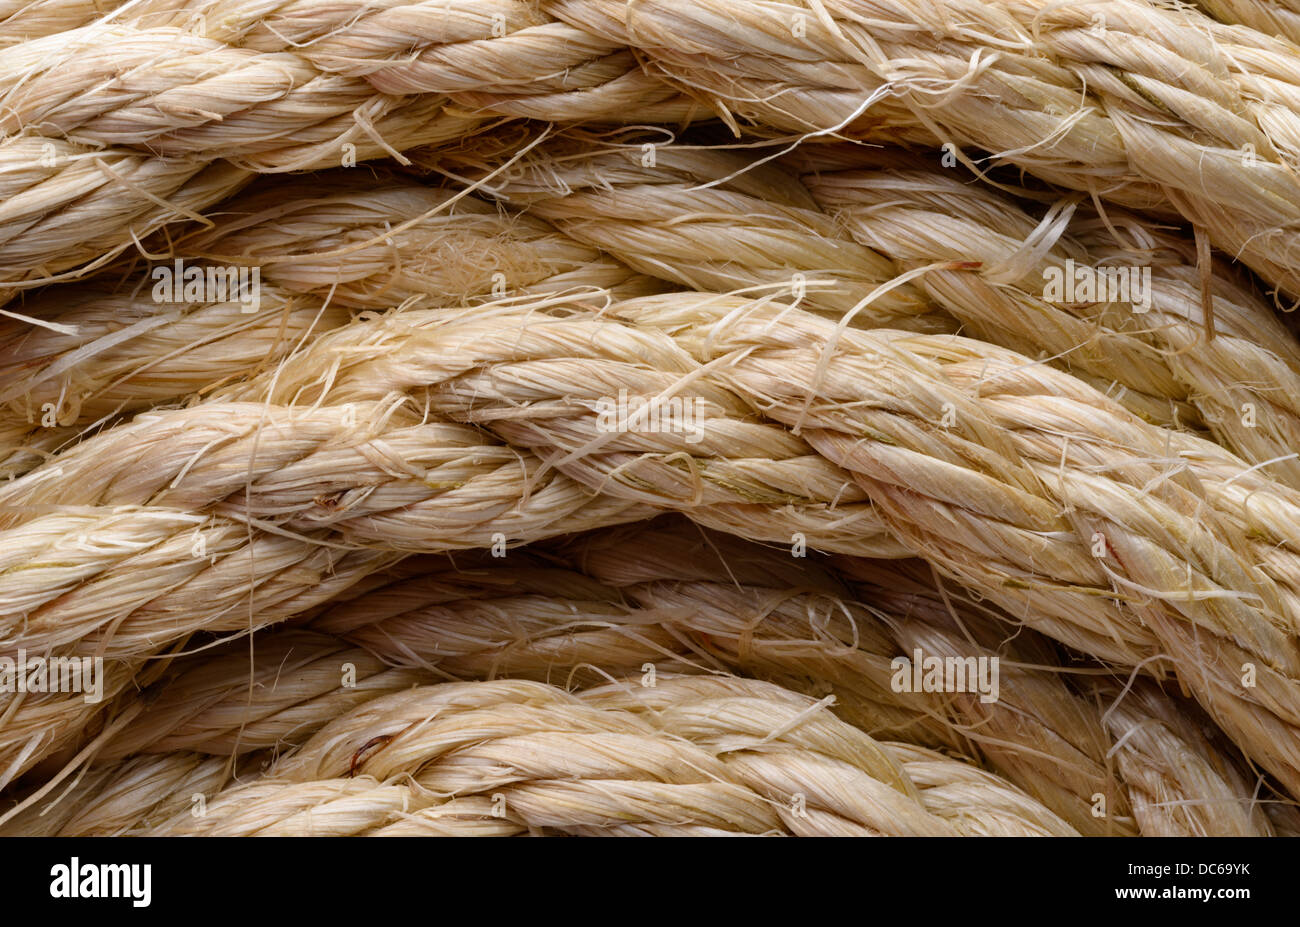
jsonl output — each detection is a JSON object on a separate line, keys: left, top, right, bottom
{"left": 192, "top": 291, "right": 1300, "bottom": 792}
{"left": 139, "top": 676, "right": 1079, "bottom": 836}
{"left": 0, "top": 172, "right": 656, "bottom": 476}
{"left": 544, "top": 0, "right": 1300, "bottom": 302}
{"left": 446, "top": 132, "right": 1300, "bottom": 485}
{"left": 84, "top": 519, "right": 1273, "bottom": 835}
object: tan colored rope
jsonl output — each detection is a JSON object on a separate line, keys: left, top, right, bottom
{"left": 89, "top": 518, "right": 1273, "bottom": 835}
{"left": 0, "top": 299, "right": 893, "bottom": 787}
{"left": 1197, "top": 0, "right": 1300, "bottom": 47}
{"left": 611, "top": 293, "right": 1300, "bottom": 794}
{"left": 0, "top": 509, "right": 401, "bottom": 790}
{"left": 0, "top": 750, "right": 269, "bottom": 837}
{"left": 0, "top": 376, "right": 889, "bottom": 785}
{"left": 182, "top": 170, "right": 659, "bottom": 310}
{"left": 95, "top": 532, "right": 958, "bottom": 760}
{"left": 15, "top": 287, "right": 1294, "bottom": 795}
{"left": 0, "top": 1, "right": 1293, "bottom": 840}
{"left": 1267, "top": 796, "right": 1300, "bottom": 835}
{"left": 0, "top": 172, "right": 656, "bottom": 477}
{"left": 835, "top": 553, "right": 1271, "bottom": 838}
{"left": 1092, "top": 678, "right": 1274, "bottom": 837}
{"left": 800, "top": 149, "right": 1300, "bottom": 484}
{"left": 0, "top": 24, "right": 484, "bottom": 165}
{"left": 0, "top": 97, "right": 479, "bottom": 297}
{"left": 0, "top": 0, "right": 699, "bottom": 290}
{"left": 201, "top": 291, "right": 1300, "bottom": 793}
{"left": 545, "top": 0, "right": 1300, "bottom": 302}
{"left": 138, "top": 676, "right": 1077, "bottom": 836}
{"left": 438, "top": 136, "right": 943, "bottom": 330}
{"left": 0, "top": 145, "right": 251, "bottom": 302}
{"left": 0, "top": 0, "right": 148, "bottom": 45}
{"left": 14, "top": 0, "right": 1300, "bottom": 304}
{"left": 100, "top": 631, "right": 431, "bottom": 759}
{"left": 0, "top": 286, "right": 348, "bottom": 478}
{"left": 0, "top": 406, "right": 655, "bottom": 785}
{"left": 143, "top": 0, "right": 696, "bottom": 122}
{"left": 446, "top": 132, "right": 1300, "bottom": 487}
{"left": 0, "top": 393, "right": 886, "bottom": 554}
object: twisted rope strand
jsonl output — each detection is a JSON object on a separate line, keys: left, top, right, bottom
{"left": 137, "top": 676, "right": 1078, "bottom": 836}
{"left": 213, "top": 290, "right": 1300, "bottom": 792}
{"left": 90, "top": 519, "right": 1275, "bottom": 835}
{"left": 546, "top": 0, "right": 1300, "bottom": 301}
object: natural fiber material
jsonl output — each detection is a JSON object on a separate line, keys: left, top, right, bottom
{"left": 0, "top": 509, "right": 402, "bottom": 789}
{"left": 5, "top": 2, "right": 1300, "bottom": 838}
{"left": 0, "top": 147, "right": 251, "bottom": 302}
{"left": 439, "top": 136, "right": 943, "bottom": 330}
{"left": 0, "top": 98, "right": 475, "bottom": 299}
{"left": 181, "top": 290, "right": 1300, "bottom": 793}
{"left": 0, "top": 286, "right": 348, "bottom": 477}
{"left": 453, "top": 132, "right": 1300, "bottom": 481}
{"left": 1094, "top": 679, "right": 1272, "bottom": 838}
{"left": 610, "top": 294, "right": 1300, "bottom": 794}
{"left": 544, "top": 0, "right": 1300, "bottom": 302}
{"left": 137, "top": 676, "right": 1079, "bottom": 836}
{"left": 5, "top": 288, "right": 1298, "bottom": 806}
{"left": 1268, "top": 797, "right": 1300, "bottom": 836}
{"left": 0, "top": 395, "right": 880, "bottom": 553}
{"left": 12, "top": 0, "right": 1300, "bottom": 305}
{"left": 0, "top": 0, "right": 181, "bottom": 45}
{"left": 800, "top": 150, "right": 1300, "bottom": 485}
{"left": 0, "top": 752, "right": 262, "bottom": 837}
{"left": 117, "top": 0, "right": 695, "bottom": 122}
{"left": 1198, "top": 0, "right": 1300, "bottom": 46}
{"left": 0, "top": 173, "right": 655, "bottom": 476}
{"left": 0, "top": 412, "right": 652, "bottom": 785}
{"left": 0, "top": 376, "right": 888, "bottom": 780}
{"left": 25, "top": 130, "right": 1295, "bottom": 488}
{"left": 88, "top": 519, "right": 1272, "bottom": 836}
{"left": 0, "top": 0, "right": 698, "bottom": 291}
{"left": 183, "top": 171, "right": 658, "bottom": 310}
{"left": 99, "top": 632, "right": 434, "bottom": 760}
